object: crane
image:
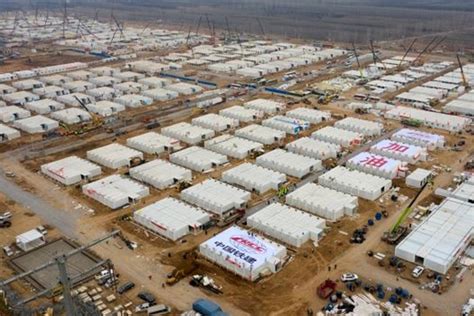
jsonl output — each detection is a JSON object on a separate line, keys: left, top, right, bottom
{"left": 456, "top": 54, "right": 471, "bottom": 90}
{"left": 413, "top": 36, "right": 438, "bottom": 65}
{"left": 256, "top": 17, "right": 265, "bottom": 38}
{"left": 352, "top": 42, "right": 366, "bottom": 83}
{"left": 369, "top": 40, "right": 386, "bottom": 70}
{"left": 397, "top": 38, "right": 417, "bottom": 69}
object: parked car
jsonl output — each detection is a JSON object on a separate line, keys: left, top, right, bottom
{"left": 138, "top": 291, "right": 156, "bottom": 304}
{"left": 135, "top": 302, "right": 150, "bottom": 313}
{"left": 3, "top": 245, "right": 14, "bottom": 257}
{"left": 36, "top": 225, "right": 47, "bottom": 236}
{"left": 412, "top": 266, "right": 425, "bottom": 278}
{"left": 340, "top": 273, "right": 359, "bottom": 282}
{"left": 117, "top": 281, "right": 135, "bottom": 294}
{"left": 147, "top": 304, "right": 171, "bottom": 315}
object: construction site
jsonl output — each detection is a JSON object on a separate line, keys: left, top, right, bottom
{"left": 0, "top": 2, "right": 473, "bottom": 316}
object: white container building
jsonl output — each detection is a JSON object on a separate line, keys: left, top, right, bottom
{"left": 286, "top": 137, "right": 340, "bottom": 160}
{"left": 0, "top": 84, "right": 17, "bottom": 96}
{"left": 286, "top": 183, "right": 358, "bottom": 221}
{"left": 222, "top": 163, "right": 286, "bottom": 194}
{"left": 12, "top": 79, "right": 44, "bottom": 90}
{"left": 204, "top": 135, "right": 264, "bottom": 159}
{"left": 87, "top": 87, "right": 121, "bottom": 101}
{"left": 347, "top": 152, "right": 407, "bottom": 179}
{"left": 143, "top": 88, "right": 179, "bottom": 101}
{"left": 16, "top": 230, "right": 46, "bottom": 252}
{"left": 199, "top": 226, "right": 287, "bottom": 281}
{"left": 114, "top": 71, "right": 145, "bottom": 82}
{"left": 311, "top": 126, "right": 363, "bottom": 147}
{"left": 89, "top": 76, "right": 122, "bottom": 87}
{"left": 219, "top": 105, "right": 264, "bottom": 123}
{"left": 244, "top": 98, "right": 285, "bottom": 114}
{"left": 68, "top": 70, "right": 96, "bottom": 81}
{"left": 391, "top": 128, "right": 445, "bottom": 150}
{"left": 262, "top": 115, "right": 310, "bottom": 135}
{"left": 334, "top": 117, "right": 384, "bottom": 137}
{"left": 247, "top": 203, "right": 326, "bottom": 247}
{"left": 57, "top": 93, "right": 94, "bottom": 107}
{"left": 181, "top": 179, "right": 251, "bottom": 217}
{"left": 167, "top": 82, "right": 203, "bottom": 95}
{"left": 256, "top": 149, "right": 322, "bottom": 178}
{"left": 192, "top": 113, "right": 239, "bottom": 132}
{"left": 285, "top": 107, "right": 331, "bottom": 124}
{"left": 371, "top": 139, "right": 427, "bottom": 164}
{"left": 444, "top": 99, "right": 474, "bottom": 116}
{"left": 130, "top": 159, "right": 192, "bottom": 190}
{"left": 82, "top": 175, "right": 149, "bottom": 209}
{"left": 126, "top": 60, "right": 170, "bottom": 74}
{"left": 406, "top": 168, "right": 432, "bottom": 189}
{"left": 41, "top": 156, "right": 102, "bottom": 185}
{"left": 385, "top": 106, "right": 471, "bottom": 132}
{"left": 138, "top": 77, "right": 171, "bottom": 89}
{"left": 0, "top": 124, "right": 20, "bottom": 142}
{"left": 0, "top": 106, "right": 31, "bottom": 123}
{"left": 126, "top": 132, "right": 182, "bottom": 154}
{"left": 64, "top": 80, "right": 96, "bottom": 93}
{"left": 39, "top": 74, "right": 72, "bottom": 86}
{"left": 2, "top": 91, "right": 40, "bottom": 106}
{"left": 161, "top": 122, "right": 215, "bottom": 145}
{"left": 235, "top": 124, "right": 286, "bottom": 145}
{"left": 86, "top": 143, "right": 143, "bottom": 169}
{"left": 32, "top": 85, "right": 70, "bottom": 98}
{"left": 115, "top": 94, "right": 153, "bottom": 108}
{"left": 170, "top": 146, "right": 228, "bottom": 172}
{"left": 114, "top": 81, "right": 147, "bottom": 94}
{"left": 51, "top": 108, "right": 91, "bottom": 124}
{"left": 90, "top": 66, "right": 120, "bottom": 77}
{"left": 13, "top": 115, "right": 59, "bottom": 133}
{"left": 134, "top": 197, "right": 210, "bottom": 241}
{"left": 318, "top": 166, "right": 392, "bottom": 201}
{"left": 25, "top": 99, "right": 65, "bottom": 114}
{"left": 87, "top": 101, "right": 125, "bottom": 117}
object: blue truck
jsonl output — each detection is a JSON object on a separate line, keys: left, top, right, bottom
{"left": 192, "top": 299, "right": 228, "bottom": 316}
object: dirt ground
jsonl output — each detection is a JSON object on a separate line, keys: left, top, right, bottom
{"left": 0, "top": 53, "right": 98, "bottom": 73}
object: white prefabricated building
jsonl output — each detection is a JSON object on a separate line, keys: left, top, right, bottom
{"left": 50, "top": 108, "right": 91, "bottom": 124}
{"left": 25, "top": 99, "right": 65, "bottom": 114}
{"left": 204, "top": 135, "right": 263, "bottom": 159}
{"left": 311, "top": 126, "right": 363, "bottom": 147}
{"left": 134, "top": 197, "right": 210, "bottom": 241}
{"left": 286, "top": 137, "right": 340, "bottom": 160}
{"left": 161, "top": 122, "right": 215, "bottom": 145}
{"left": 0, "top": 124, "right": 20, "bottom": 142}
{"left": 143, "top": 88, "right": 179, "bottom": 101}
{"left": 192, "top": 113, "right": 239, "bottom": 132}
{"left": 371, "top": 139, "right": 427, "bottom": 164}
{"left": 57, "top": 93, "right": 94, "bottom": 107}
{"left": 334, "top": 117, "right": 384, "bottom": 137}
{"left": 167, "top": 82, "right": 203, "bottom": 95}
{"left": 222, "top": 162, "right": 286, "bottom": 194}
{"left": 130, "top": 159, "right": 192, "bottom": 190}
{"left": 86, "top": 143, "right": 143, "bottom": 169}
{"left": 0, "top": 84, "right": 17, "bottom": 95}
{"left": 0, "top": 106, "right": 31, "bottom": 123}
{"left": 347, "top": 152, "right": 407, "bottom": 179}
{"left": 444, "top": 99, "right": 474, "bottom": 116}
{"left": 391, "top": 128, "right": 445, "bottom": 150}
{"left": 406, "top": 168, "right": 432, "bottom": 189}
{"left": 115, "top": 94, "right": 153, "bottom": 108}
{"left": 90, "top": 66, "right": 120, "bottom": 76}
{"left": 395, "top": 197, "right": 474, "bottom": 274}
{"left": 318, "top": 166, "right": 392, "bottom": 201}
{"left": 138, "top": 77, "right": 171, "bottom": 88}
{"left": 286, "top": 183, "right": 358, "bottom": 221}
{"left": 89, "top": 75, "right": 121, "bottom": 87}
{"left": 41, "top": 156, "right": 102, "bottom": 185}
{"left": 199, "top": 226, "right": 287, "bottom": 281}
{"left": 82, "top": 175, "right": 150, "bottom": 209}
{"left": 170, "top": 146, "right": 228, "bottom": 172}
{"left": 12, "top": 79, "right": 44, "bottom": 90}
{"left": 244, "top": 98, "right": 285, "bottom": 114}
{"left": 181, "top": 179, "right": 251, "bottom": 217}
{"left": 68, "top": 70, "right": 96, "bottom": 81}
{"left": 235, "top": 124, "right": 286, "bottom": 145}
{"left": 87, "top": 101, "right": 125, "bottom": 116}
{"left": 285, "top": 107, "right": 331, "bottom": 124}
{"left": 126, "top": 132, "right": 182, "bottom": 154}
{"left": 40, "top": 74, "right": 72, "bottom": 86}
{"left": 114, "top": 71, "right": 145, "bottom": 82}
{"left": 87, "top": 87, "right": 120, "bottom": 101}
{"left": 32, "top": 85, "right": 70, "bottom": 98}
{"left": 256, "top": 149, "right": 322, "bottom": 178}
{"left": 64, "top": 80, "right": 97, "bottom": 93}
{"left": 247, "top": 203, "right": 326, "bottom": 247}
{"left": 13, "top": 115, "right": 59, "bottom": 133}
{"left": 2, "top": 91, "right": 40, "bottom": 106}
{"left": 114, "top": 81, "right": 147, "bottom": 94}
{"left": 219, "top": 105, "right": 264, "bottom": 123}
{"left": 262, "top": 115, "right": 310, "bottom": 135}
{"left": 16, "top": 229, "right": 46, "bottom": 252}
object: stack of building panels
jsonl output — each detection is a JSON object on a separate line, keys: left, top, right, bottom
{"left": 318, "top": 166, "right": 392, "bottom": 201}
{"left": 285, "top": 107, "right": 331, "bottom": 124}
{"left": 161, "top": 122, "right": 215, "bottom": 145}
{"left": 370, "top": 139, "right": 427, "bottom": 164}
{"left": 262, "top": 115, "right": 310, "bottom": 135}
{"left": 134, "top": 197, "right": 210, "bottom": 241}
{"left": 126, "top": 132, "right": 182, "bottom": 154}
{"left": 221, "top": 163, "right": 286, "bottom": 194}
{"left": 130, "top": 159, "right": 192, "bottom": 190}
{"left": 82, "top": 175, "right": 149, "bottom": 209}
{"left": 192, "top": 113, "right": 239, "bottom": 132}
{"left": 204, "top": 134, "right": 263, "bottom": 159}
{"left": 170, "top": 146, "right": 228, "bottom": 172}
{"left": 334, "top": 117, "right": 383, "bottom": 137}
{"left": 247, "top": 203, "right": 326, "bottom": 247}
{"left": 311, "top": 126, "right": 363, "bottom": 147}
{"left": 286, "top": 183, "right": 358, "bottom": 220}
{"left": 391, "top": 128, "right": 445, "bottom": 150}
{"left": 346, "top": 152, "right": 407, "bottom": 179}
{"left": 219, "top": 105, "right": 264, "bottom": 123}
{"left": 181, "top": 179, "right": 251, "bottom": 217}
{"left": 86, "top": 143, "right": 143, "bottom": 169}
{"left": 244, "top": 98, "right": 285, "bottom": 114}
{"left": 256, "top": 149, "right": 322, "bottom": 178}
{"left": 286, "top": 137, "right": 340, "bottom": 160}
{"left": 235, "top": 124, "right": 286, "bottom": 145}
{"left": 41, "top": 156, "right": 101, "bottom": 185}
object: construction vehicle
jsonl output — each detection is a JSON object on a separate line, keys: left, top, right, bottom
{"left": 117, "top": 231, "right": 137, "bottom": 250}
{"left": 401, "top": 118, "right": 423, "bottom": 128}
{"left": 277, "top": 185, "right": 289, "bottom": 198}
{"left": 190, "top": 274, "right": 223, "bottom": 294}
{"left": 317, "top": 279, "right": 337, "bottom": 299}
{"left": 69, "top": 96, "right": 104, "bottom": 135}
{"left": 456, "top": 54, "right": 471, "bottom": 91}
{"left": 177, "top": 181, "right": 192, "bottom": 192}
{"left": 317, "top": 93, "right": 338, "bottom": 105}
{"left": 166, "top": 263, "right": 197, "bottom": 286}
{"left": 0, "top": 212, "right": 12, "bottom": 228}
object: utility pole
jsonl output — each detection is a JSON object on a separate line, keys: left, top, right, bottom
{"left": 57, "top": 255, "right": 76, "bottom": 316}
